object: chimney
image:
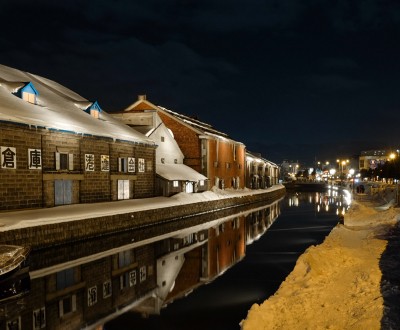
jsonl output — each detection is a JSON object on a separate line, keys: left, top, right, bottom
{"left": 138, "top": 95, "right": 147, "bottom": 101}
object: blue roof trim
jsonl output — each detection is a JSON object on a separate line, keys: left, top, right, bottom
{"left": 20, "top": 82, "right": 39, "bottom": 95}
{"left": 85, "top": 100, "right": 102, "bottom": 114}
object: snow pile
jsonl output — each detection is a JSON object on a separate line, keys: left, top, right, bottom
{"left": 241, "top": 200, "right": 400, "bottom": 330}
{"left": 0, "top": 185, "right": 284, "bottom": 231}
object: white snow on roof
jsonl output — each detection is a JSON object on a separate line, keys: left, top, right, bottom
{"left": 0, "top": 64, "right": 154, "bottom": 146}
{"left": 157, "top": 163, "right": 208, "bottom": 181}
{"left": 157, "top": 105, "right": 242, "bottom": 143}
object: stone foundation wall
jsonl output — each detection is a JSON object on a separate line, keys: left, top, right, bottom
{"left": 0, "top": 187, "right": 285, "bottom": 249}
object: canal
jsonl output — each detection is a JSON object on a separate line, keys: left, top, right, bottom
{"left": 105, "top": 189, "right": 349, "bottom": 330}
{"left": 1, "top": 189, "right": 350, "bottom": 329}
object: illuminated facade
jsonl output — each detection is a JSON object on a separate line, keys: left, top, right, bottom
{"left": 0, "top": 64, "right": 156, "bottom": 210}
{"left": 359, "top": 149, "right": 398, "bottom": 170}
{"left": 114, "top": 95, "right": 246, "bottom": 190}
{"left": 246, "top": 151, "right": 280, "bottom": 188}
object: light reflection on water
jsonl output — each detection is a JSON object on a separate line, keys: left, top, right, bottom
{"left": 287, "top": 189, "right": 352, "bottom": 216}
{"left": 105, "top": 190, "right": 347, "bottom": 330}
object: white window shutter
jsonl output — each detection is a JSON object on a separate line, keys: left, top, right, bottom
{"left": 59, "top": 300, "right": 64, "bottom": 317}
{"left": 68, "top": 154, "right": 74, "bottom": 170}
{"left": 55, "top": 152, "right": 60, "bottom": 170}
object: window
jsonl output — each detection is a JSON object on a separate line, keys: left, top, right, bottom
{"left": 55, "top": 152, "right": 73, "bottom": 171}
{"left": 120, "top": 273, "right": 129, "bottom": 290}
{"left": 17, "top": 82, "right": 38, "bottom": 105}
{"left": 6, "top": 316, "right": 21, "bottom": 330}
{"left": 161, "top": 158, "right": 165, "bottom": 164}
{"left": 22, "top": 91, "right": 36, "bottom": 104}
{"left": 118, "top": 250, "right": 133, "bottom": 268}
{"left": 33, "top": 307, "right": 46, "bottom": 329}
{"left": 90, "top": 109, "right": 99, "bottom": 119}
{"left": 199, "top": 180, "right": 204, "bottom": 186}
{"left": 85, "top": 101, "right": 102, "bottom": 119}
{"left": 56, "top": 268, "right": 75, "bottom": 290}
{"left": 59, "top": 295, "right": 76, "bottom": 317}
{"left": 138, "top": 158, "right": 145, "bottom": 172}
{"left": 118, "top": 158, "right": 127, "bottom": 172}
{"left": 173, "top": 180, "right": 179, "bottom": 187}
{"left": 161, "top": 136, "right": 165, "bottom": 142}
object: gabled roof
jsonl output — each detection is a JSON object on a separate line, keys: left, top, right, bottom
{"left": 85, "top": 100, "right": 102, "bottom": 113}
{"left": 123, "top": 94, "right": 159, "bottom": 112}
{"left": 20, "top": 82, "right": 39, "bottom": 95}
{"left": 156, "top": 105, "right": 233, "bottom": 141}
{"left": 122, "top": 95, "right": 243, "bottom": 144}
{"left": 0, "top": 64, "right": 155, "bottom": 146}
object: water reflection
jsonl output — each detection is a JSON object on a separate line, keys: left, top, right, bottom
{"left": 0, "top": 198, "right": 282, "bottom": 330}
{"left": 288, "top": 188, "right": 352, "bottom": 216}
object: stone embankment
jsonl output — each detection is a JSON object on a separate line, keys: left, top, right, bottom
{"left": 0, "top": 186, "right": 285, "bottom": 249}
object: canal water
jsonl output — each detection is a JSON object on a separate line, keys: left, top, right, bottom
{"left": 2, "top": 189, "right": 349, "bottom": 330}
{"left": 105, "top": 190, "right": 349, "bottom": 330}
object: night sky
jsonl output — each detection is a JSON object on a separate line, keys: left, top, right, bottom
{"left": 1, "top": 1, "right": 400, "bottom": 165}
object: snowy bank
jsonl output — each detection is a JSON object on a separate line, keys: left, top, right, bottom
{"left": 241, "top": 199, "right": 400, "bottom": 329}
{"left": 0, "top": 186, "right": 286, "bottom": 249}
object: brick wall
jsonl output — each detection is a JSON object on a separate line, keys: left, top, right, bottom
{"left": 0, "top": 122, "right": 156, "bottom": 210}
{"left": 158, "top": 112, "right": 202, "bottom": 172}
{"left": 0, "top": 125, "right": 43, "bottom": 209}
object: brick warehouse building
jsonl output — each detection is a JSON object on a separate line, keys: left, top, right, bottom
{"left": 113, "top": 95, "right": 246, "bottom": 190}
{"left": 0, "top": 64, "right": 156, "bottom": 211}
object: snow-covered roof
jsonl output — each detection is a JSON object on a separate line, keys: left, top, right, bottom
{"left": 157, "top": 163, "right": 208, "bottom": 181}
{"left": 0, "top": 64, "right": 155, "bottom": 146}
{"left": 157, "top": 105, "right": 243, "bottom": 144}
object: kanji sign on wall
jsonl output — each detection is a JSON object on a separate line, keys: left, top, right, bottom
{"left": 1, "top": 146, "right": 16, "bottom": 169}
{"left": 28, "top": 148, "right": 42, "bottom": 169}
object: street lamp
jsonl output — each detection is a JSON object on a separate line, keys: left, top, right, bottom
{"left": 329, "top": 168, "right": 336, "bottom": 186}
{"left": 336, "top": 159, "right": 349, "bottom": 182}
{"left": 349, "top": 168, "right": 355, "bottom": 193}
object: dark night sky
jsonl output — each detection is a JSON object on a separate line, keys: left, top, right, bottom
{"left": 1, "top": 0, "right": 400, "bottom": 165}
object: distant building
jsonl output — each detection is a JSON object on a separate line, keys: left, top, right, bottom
{"left": 359, "top": 149, "right": 398, "bottom": 171}
{"left": 0, "top": 64, "right": 156, "bottom": 210}
{"left": 246, "top": 151, "right": 279, "bottom": 188}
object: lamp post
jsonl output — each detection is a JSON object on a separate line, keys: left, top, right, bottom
{"left": 336, "top": 159, "right": 349, "bottom": 185}
{"left": 349, "top": 168, "right": 355, "bottom": 194}
{"left": 329, "top": 168, "right": 336, "bottom": 186}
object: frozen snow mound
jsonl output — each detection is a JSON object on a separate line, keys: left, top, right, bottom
{"left": 375, "top": 199, "right": 396, "bottom": 211}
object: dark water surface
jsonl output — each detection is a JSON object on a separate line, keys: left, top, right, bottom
{"left": 105, "top": 191, "right": 345, "bottom": 330}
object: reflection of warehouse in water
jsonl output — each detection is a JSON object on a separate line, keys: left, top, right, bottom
{"left": 1, "top": 200, "right": 281, "bottom": 329}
